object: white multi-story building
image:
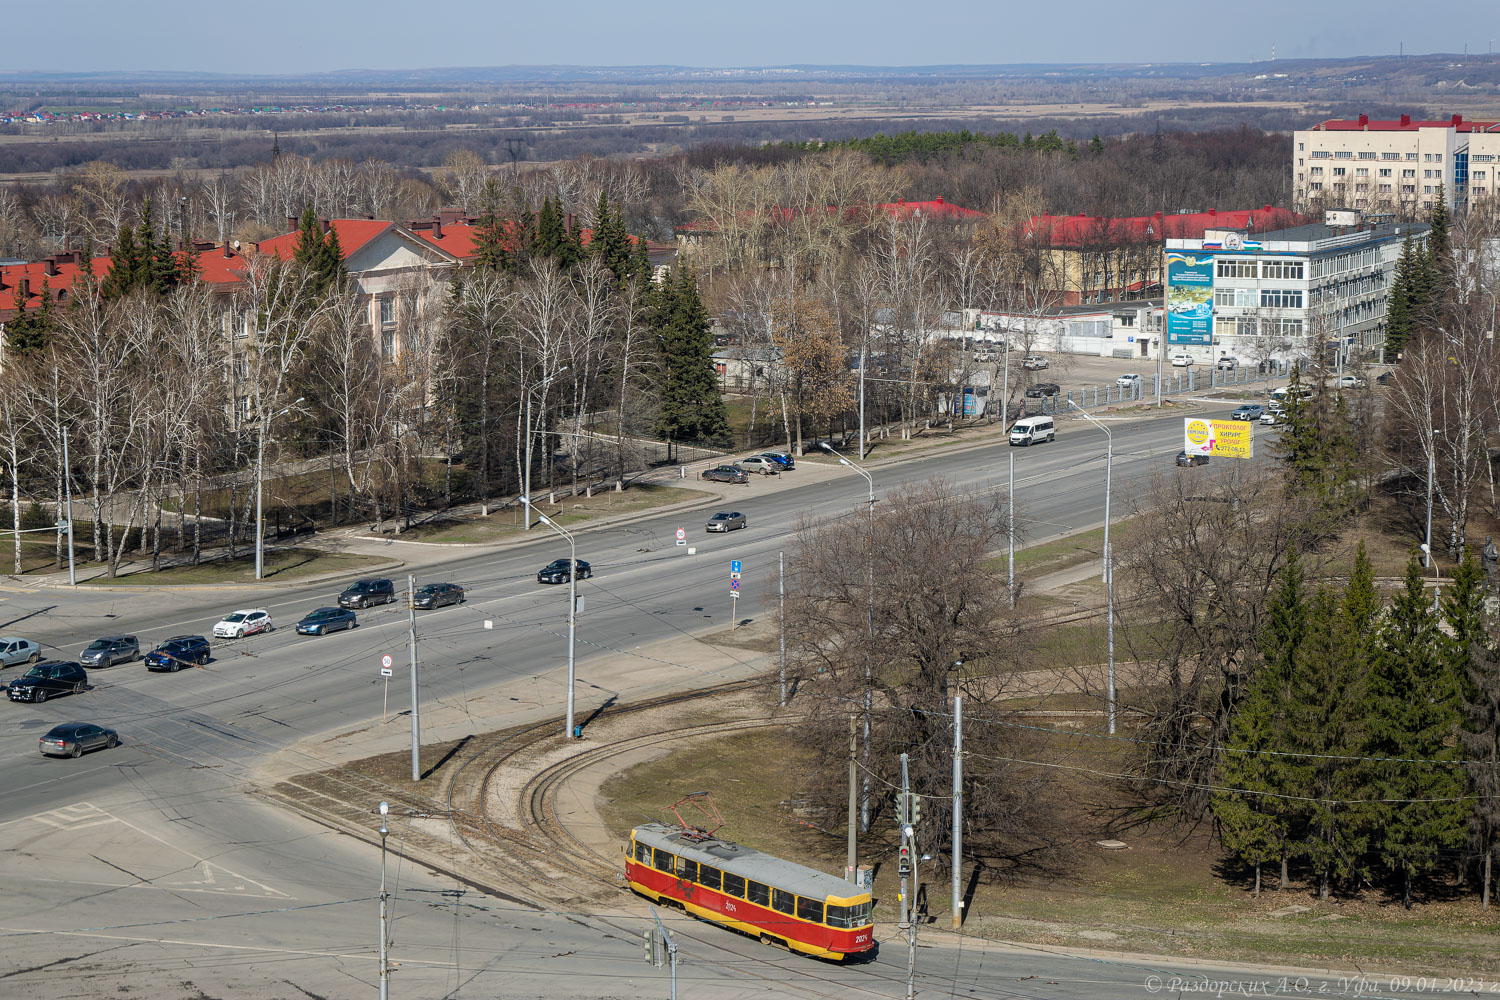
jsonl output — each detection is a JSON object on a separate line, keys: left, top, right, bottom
{"left": 1293, "top": 114, "right": 1500, "bottom": 217}
{"left": 1165, "top": 213, "right": 1428, "bottom": 365}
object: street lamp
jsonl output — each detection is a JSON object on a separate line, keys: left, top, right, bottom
{"left": 377, "top": 801, "right": 390, "bottom": 1000}
{"left": 522, "top": 366, "right": 568, "bottom": 532}
{"left": 255, "top": 396, "right": 304, "bottom": 581}
{"left": 535, "top": 510, "right": 580, "bottom": 739}
{"left": 1421, "top": 543, "right": 1442, "bottom": 610}
{"left": 1067, "top": 401, "right": 1116, "bottom": 735}
{"left": 1425, "top": 427, "right": 1437, "bottom": 569}
{"left": 820, "top": 440, "right": 875, "bottom": 833}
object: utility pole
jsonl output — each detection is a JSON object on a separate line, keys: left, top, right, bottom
{"left": 1070, "top": 402, "right": 1117, "bottom": 734}
{"left": 60, "top": 426, "right": 75, "bottom": 586}
{"left": 906, "top": 834, "right": 920, "bottom": 1000}
{"left": 1425, "top": 430, "right": 1435, "bottom": 568}
{"left": 778, "top": 551, "right": 787, "bottom": 707}
{"left": 377, "top": 801, "right": 390, "bottom": 1000}
{"left": 898, "top": 752, "right": 911, "bottom": 928}
{"left": 646, "top": 907, "right": 677, "bottom": 1000}
{"left": 1007, "top": 453, "right": 1015, "bottom": 608}
{"left": 847, "top": 715, "right": 858, "bottom": 884}
{"left": 408, "top": 574, "right": 421, "bottom": 781}
{"left": 951, "top": 694, "right": 963, "bottom": 930}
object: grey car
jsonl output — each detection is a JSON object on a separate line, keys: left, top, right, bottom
{"left": 1230, "top": 404, "right": 1263, "bottom": 421}
{"left": 39, "top": 722, "right": 118, "bottom": 758}
{"left": 80, "top": 635, "right": 139, "bottom": 668}
{"left": 706, "top": 511, "right": 747, "bottom": 532}
{"left": 0, "top": 637, "right": 42, "bottom": 668}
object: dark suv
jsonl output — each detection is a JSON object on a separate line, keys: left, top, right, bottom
{"left": 144, "top": 635, "right": 211, "bottom": 672}
{"left": 8, "top": 661, "right": 88, "bottom": 702}
{"left": 339, "top": 578, "right": 397, "bottom": 609}
{"left": 80, "top": 636, "right": 139, "bottom": 668}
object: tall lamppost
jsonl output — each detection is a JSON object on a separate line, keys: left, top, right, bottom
{"left": 377, "top": 800, "right": 390, "bottom": 1000}
{"left": 1068, "top": 402, "right": 1116, "bottom": 734}
{"left": 254, "top": 396, "right": 303, "bottom": 581}
{"left": 535, "top": 510, "right": 580, "bottom": 739}
{"left": 60, "top": 425, "right": 76, "bottom": 586}
{"left": 820, "top": 440, "right": 874, "bottom": 831}
{"left": 522, "top": 366, "right": 567, "bottom": 532}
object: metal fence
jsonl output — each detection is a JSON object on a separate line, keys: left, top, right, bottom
{"left": 1016, "top": 360, "right": 1295, "bottom": 416}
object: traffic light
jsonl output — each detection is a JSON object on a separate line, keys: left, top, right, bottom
{"left": 897, "top": 842, "right": 911, "bottom": 876}
{"left": 643, "top": 928, "right": 658, "bottom": 966}
{"left": 909, "top": 794, "right": 922, "bottom": 825}
{"left": 894, "top": 794, "right": 909, "bottom": 825}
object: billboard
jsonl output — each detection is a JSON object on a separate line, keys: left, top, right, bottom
{"left": 1166, "top": 253, "right": 1214, "bottom": 346}
{"left": 1183, "top": 418, "right": 1253, "bottom": 459}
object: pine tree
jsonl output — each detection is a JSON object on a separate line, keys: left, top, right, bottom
{"left": 101, "top": 224, "right": 139, "bottom": 299}
{"left": 1427, "top": 185, "right": 1452, "bottom": 285}
{"left": 535, "top": 197, "right": 564, "bottom": 261}
{"left": 1088, "top": 134, "right": 1105, "bottom": 157}
{"left": 472, "top": 178, "right": 511, "bottom": 273}
{"left": 3, "top": 278, "right": 56, "bottom": 355}
{"left": 292, "top": 206, "right": 345, "bottom": 297}
{"left": 1370, "top": 553, "right": 1467, "bottom": 907}
{"left": 651, "top": 267, "right": 729, "bottom": 447}
{"left": 1385, "top": 234, "right": 1417, "bottom": 358}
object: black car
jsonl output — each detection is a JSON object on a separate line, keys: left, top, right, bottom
{"left": 701, "top": 465, "right": 749, "bottom": 485}
{"left": 1176, "top": 451, "right": 1211, "bottom": 468}
{"left": 144, "top": 635, "right": 211, "bottom": 672}
{"left": 39, "top": 722, "right": 118, "bottom": 757}
{"left": 339, "top": 578, "right": 397, "bottom": 609}
{"left": 80, "top": 635, "right": 139, "bottom": 668}
{"left": 413, "top": 582, "right": 466, "bottom": 608}
{"left": 8, "top": 661, "right": 88, "bottom": 703}
{"left": 1375, "top": 371, "right": 1395, "bottom": 386}
{"left": 297, "top": 607, "right": 358, "bottom": 635}
{"left": 537, "top": 559, "right": 591, "bottom": 585}
{"left": 1024, "top": 382, "right": 1060, "bottom": 398}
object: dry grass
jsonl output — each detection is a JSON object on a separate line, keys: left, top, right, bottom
{"left": 398, "top": 484, "right": 712, "bottom": 543}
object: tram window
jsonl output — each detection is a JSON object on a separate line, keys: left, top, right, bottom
{"left": 652, "top": 848, "right": 675, "bottom": 873}
{"left": 796, "top": 897, "right": 823, "bottom": 923}
{"left": 698, "top": 865, "right": 723, "bottom": 891}
{"left": 826, "top": 904, "right": 852, "bottom": 928}
{"left": 677, "top": 857, "right": 699, "bottom": 881}
{"left": 747, "top": 880, "right": 771, "bottom": 907}
{"left": 633, "top": 841, "right": 651, "bottom": 864}
{"left": 722, "top": 872, "right": 746, "bottom": 897}
{"left": 771, "top": 888, "right": 796, "bottom": 916}
{"left": 826, "top": 901, "right": 871, "bottom": 928}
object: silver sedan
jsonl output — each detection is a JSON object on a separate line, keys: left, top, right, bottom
{"left": 706, "top": 511, "right": 747, "bottom": 532}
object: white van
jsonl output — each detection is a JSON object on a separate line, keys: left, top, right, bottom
{"left": 1269, "top": 385, "right": 1314, "bottom": 406}
{"left": 1009, "top": 416, "right": 1055, "bottom": 446}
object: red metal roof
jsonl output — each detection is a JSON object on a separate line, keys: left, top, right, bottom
{"left": 1021, "top": 206, "right": 1304, "bottom": 247}
{"left": 256, "top": 219, "right": 395, "bottom": 261}
{"left": 880, "top": 197, "right": 986, "bottom": 220}
{"left": 1, "top": 247, "right": 248, "bottom": 315}
{"left": 1312, "top": 113, "right": 1500, "bottom": 133}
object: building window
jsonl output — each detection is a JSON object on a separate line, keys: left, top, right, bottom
{"left": 1379, "top": 183, "right": 1393, "bottom": 192}
{"left": 1262, "top": 260, "right": 1304, "bottom": 280}
{"left": 1334, "top": 151, "right": 1353, "bottom": 159}
{"left": 1382, "top": 152, "right": 1401, "bottom": 160}
{"left": 1355, "top": 167, "right": 1369, "bottom": 177}
{"left": 1260, "top": 289, "right": 1304, "bottom": 309}
{"left": 1402, "top": 169, "right": 1416, "bottom": 178}
{"left": 1310, "top": 183, "right": 1323, "bottom": 191}
{"left": 1298, "top": 142, "right": 1305, "bottom": 151}
{"left": 381, "top": 328, "right": 395, "bottom": 359}
{"left": 1424, "top": 185, "right": 1434, "bottom": 194}
{"left": 1333, "top": 167, "right": 1346, "bottom": 176}
{"left": 1358, "top": 151, "right": 1376, "bottom": 159}
{"left": 1405, "top": 152, "right": 1419, "bottom": 160}
{"left": 379, "top": 297, "right": 395, "bottom": 326}
{"left": 1215, "top": 259, "right": 1258, "bottom": 279}
{"left": 1236, "top": 317, "right": 1259, "bottom": 336}
{"left": 1424, "top": 153, "right": 1434, "bottom": 162}
{"left": 1309, "top": 150, "right": 1331, "bottom": 159}
{"left": 1379, "top": 168, "right": 1392, "bottom": 177}
{"left": 1310, "top": 166, "right": 1324, "bottom": 175}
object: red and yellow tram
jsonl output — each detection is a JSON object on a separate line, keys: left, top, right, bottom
{"left": 625, "top": 822, "right": 875, "bottom": 960}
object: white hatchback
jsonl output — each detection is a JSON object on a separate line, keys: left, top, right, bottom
{"left": 1170, "top": 353, "right": 1195, "bottom": 367}
{"left": 1115, "top": 373, "right": 1142, "bottom": 387}
{"left": 213, "top": 609, "right": 273, "bottom": 639}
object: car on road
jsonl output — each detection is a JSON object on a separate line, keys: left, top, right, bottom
{"left": 212, "top": 609, "right": 273, "bottom": 639}
{"left": 0, "top": 637, "right": 42, "bottom": 668}
{"left": 1115, "top": 373, "right": 1143, "bottom": 388}
{"left": 1231, "top": 404, "right": 1264, "bottom": 421}
{"left": 338, "top": 578, "right": 397, "bottom": 609}
{"left": 1335, "top": 374, "right": 1367, "bottom": 390}
{"left": 39, "top": 722, "right": 117, "bottom": 758}
{"left": 7, "top": 661, "right": 87, "bottom": 703}
{"left": 700, "top": 465, "right": 749, "bottom": 485}
{"left": 144, "top": 635, "right": 211, "bottom": 671}
{"left": 706, "top": 511, "right": 747, "bottom": 532}
{"left": 1023, "top": 382, "right": 1060, "bottom": 398}
{"left": 1216, "top": 356, "right": 1240, "bottom": 370}
{"left": 413, "top": 582, "right": 466, "bottom": 608}
{"left": 296, "top": 607, "right": 358, "bottom": 635}
{"left": 1375, "top": 371, "right": 1395, "bottom": 386}
{"left": 759, "top": 451, "right": 795, "bottom": 470}
{"left": 79, "top": 635, "right": 139, "bottom": 668}
{"left": 537, "top": 560, "right": 590, "bottom": 585}
{"left": 1176, "top": 451, "right": 1210, "bottom": 468}
{"left": 736, "top": 456, "right": 780, "bottom": 476}
{"left": 974, "top": 351, "right": 996, "bottom": 363}
{"left": 1170, "top": 353, "right": 1195, "bottom": 367}
{"left": 1022, "top": 356, "right": 1049, "bottom": 370}
{"left": 1259, "top": 410, "right": 1280, "bottom": 425}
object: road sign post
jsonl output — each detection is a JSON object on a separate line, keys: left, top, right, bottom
{"left": 730, "top": 560, "right": 742, "bottom": 629}
{"left": 675, "top": 527, "right": 686, "bottom": 547}
{"left": 380, "top": 653, "right": 394, "bottom": 722}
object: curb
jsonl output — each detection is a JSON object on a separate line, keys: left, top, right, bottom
{"left": 31, "top": 558, "right": 411, "bottom": 594}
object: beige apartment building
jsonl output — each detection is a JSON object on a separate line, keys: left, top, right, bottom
{"left": 1293, "top": 114, "right": 1500, "bottom": 218}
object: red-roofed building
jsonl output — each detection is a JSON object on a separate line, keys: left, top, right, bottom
{"left": 879, "top": 197, "right": 986, "bottom": 221}
{"left": 1016, "top": 206, "right": 1305, "bottom": 305}
{"left": 1293, "top": 113, "right": 1500, "bottom": 216}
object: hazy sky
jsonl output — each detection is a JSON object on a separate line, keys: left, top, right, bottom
{"left": 15, "top": 0, "right": 1498, "bottom": 74}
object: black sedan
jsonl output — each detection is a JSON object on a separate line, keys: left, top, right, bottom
{"left": 537, "top": 559, "right": 591, "bottom": 585}
{"left": 7, "top": 661, "right": 88, "bottom": 703}
{"left": 144, "top": 635, "right": 211, "bottom": 671}
{"left": 701, "top": 465, "right": 749, "bottom": 485}
{"left": 1176, "top": 451, "right": 1211, "bottom": 468}
{"left": 296, "top": 607, "right": 358, "bottom": 635}
{"left": 1024, "top": 382, "right": 1061, "bottom": 398}
{"left": 413, "top": 583, "right": 466, "bottom": 608}
{"left": 39, "top": 722, "right": 118, "bottom": 758}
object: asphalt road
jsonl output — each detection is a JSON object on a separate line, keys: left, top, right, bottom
{"left": 15, "top": 403, "right": 1434, "bottom": 1000}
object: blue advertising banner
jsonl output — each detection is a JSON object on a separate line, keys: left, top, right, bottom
{"left": 1166, "top": 253, "right": 1214, "bottom": 346}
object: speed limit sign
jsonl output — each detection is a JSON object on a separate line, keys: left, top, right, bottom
{"left": 676, "top": 527, "right": 687, "bottom": 546}
{"left": 380, "top": 653, "right": 393, "bottom": 678}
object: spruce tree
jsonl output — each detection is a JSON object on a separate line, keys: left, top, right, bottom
{"left": 1427, "top": 185, "right": 1452, "bottom": 287}
{"left": 3, "top": 278, "right": 55, "bottom": 355}
{"left": 535, "top": 197, "right": 564, "bottom": 261}
{"left": 1385, "top": 234, "right": 1416, "bottom": 358}
{"left": 1370, "top": 553, "right": 1467, "bottom": 907}
{"left": 101, "top": 224, "right": 139, "bottom": 299}
{"left": 1460, "top": 607, "right": 1500, "bottom": 908}
{"left": 1088, "top": 134, "right": 1105, "bottom": 157}
{"left": 472, "top": 178, "right": 510, "bottom": 273}
{"left": 651, "top": 267, "right": 729, "bottom": 447}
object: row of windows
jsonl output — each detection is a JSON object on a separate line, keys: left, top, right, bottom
{"left": 1214, "top": 260, "right": 1305, "bottom": 280}
{"left": 630, "top": 841, "right": 871, "bottom": 928}
{"left": 1214, "top": 317, "right": 1305, "bottom": 338}
{"left": 1307, "top": 149, "right": 1420, "bottom": 162}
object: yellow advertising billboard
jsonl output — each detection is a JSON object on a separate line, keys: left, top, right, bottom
{"left": 1183, "top": 418, "right": 1253, "bottom": 459}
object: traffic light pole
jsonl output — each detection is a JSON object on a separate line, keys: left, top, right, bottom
{"left": 898, "top": 752, "right": 911, "bottom": 929}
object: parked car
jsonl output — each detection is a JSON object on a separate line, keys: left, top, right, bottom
{"left": 296, "top": 607, "right": 358, "bottom": 635}
{"left": 212, "top": 609, "right": 273, "bottom": 639}
{"left": 1375, "top": 371, "right": 1396, "bottom": 386}
{"left": 1216, "top": 356, "right": 1240, "bottom": 370}
{"left": 1115, "top": 373, "right": 1142, "bottom": 388}
{"left": 706, "top": 511, "right": 747, "bottom": 532}
{"left": 701, "top": 465, "right": 750, "bottom": 485}
{"left": 736, "top": 456, "right": 780, "bottom": 476}
{"left": 338, "top": 578, "right": 396, "bottom": 609}
{"left": 79, "top": 635, "right": 139, "bottom": 668}
{"left": 0, "top": 637, "right": 42, "bottom": 668}
{"left": 974, "top": 351, "right": 996, "bottom": 364}
{"left": 760, "top": 451, "right": 795, "bottom": 470}
{"left": 7, "top": 661, "right": 87, "bottom": 703}
{"left": 1230, "top": 404, "right": 1264, "bottom": 421}
{"left": 1023, "top": 382, "right": 1060, "bottom": 398}
{"left": 1176, "top": 451, "right": 1211, "bottom": 468}
{"left": 39, "top": 722, "right": 117, "bottom": 758}
{"left": 1022, "top": 356, "right": 1049, "bottom": 370}
{"left": 1170, "top": 353, "right": 1195, "bottom": 367}
{"left": 413, "top": 582, "right": 466, "bottom": 608}
{"left": 1335, "top": 374, "right": 1367, "bottom": 389}
{"left": 537, "top": 560, "right": 590, "bottom": 585}
{"left": 144, "top": 635, "right": 211, "bottom": 671}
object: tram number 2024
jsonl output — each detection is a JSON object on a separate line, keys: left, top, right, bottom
{"left": 854, "top": 934, "right": 869, "bottom": 944}
{"left": 723, "top": 901, "right": 738, "bottom": 914}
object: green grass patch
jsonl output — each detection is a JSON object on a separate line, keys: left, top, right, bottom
{"left": 398, "top": 484, "right": 713, "bottom": 543}
{"left": 79, "top": 547, "right": 387, "bottom": 585}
